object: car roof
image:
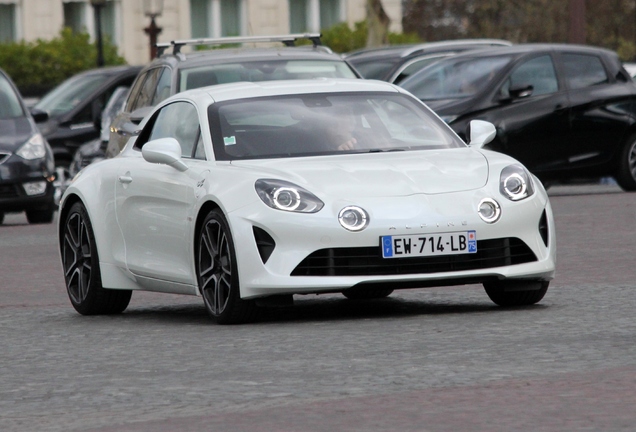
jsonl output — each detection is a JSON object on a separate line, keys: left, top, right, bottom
{"left": 73, "top": 65, "right": 143, "bottom": 78}
{"left": 172, "top": 78, "right": 402, "bottom": 104}
{"left": 147, "top": 33, "right": 345, "bottom": 71}
{"left": 345, "top": 39, "right": 512, "bottom": 61}
{"left": 152, "top": 46, "right": 346, "bottom": 70}
{"left": 438, "top": 43, "right": 619, "bottom": 59}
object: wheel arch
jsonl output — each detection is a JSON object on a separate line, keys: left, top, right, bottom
{"left": 614, "top": 125, "right": 636, "bottom": 163}
{"left": 58, "top": 190, "right": 121, "bottom": 282}
{"left": 57, "top": 193, "right": 83, "bottom": 256}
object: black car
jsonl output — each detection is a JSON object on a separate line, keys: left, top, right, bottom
{"left": 69, "top": 85, "right": 130, "bottom": 180}
{"left": 400, "top": 44, "right": 636, "bottom": 190}
{"left": 106, "top": 34, "right": 360, "bottom": 158}
{"left": 33, "top": 65, "right": 142, "bottom": 196}
{"left": 344, "top": 39, "right": 511, "bottom": 84}
{"left": 0, "top": 68, "right": 56, "bottom": 224}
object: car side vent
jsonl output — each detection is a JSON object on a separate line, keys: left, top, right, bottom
{"left": 253, "top": 226, "right": 276, "bottom": 264}
{"left": 538, "top": 210, "right": 549, "bottom": 247}
{"left": 0, "top": 152, "right": 10, "bottom": 165}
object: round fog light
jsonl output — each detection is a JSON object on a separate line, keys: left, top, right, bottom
{"left": 478, "top": 198, "right": 501, "bottom": 223}
{"left": 338, "top": 206, "right": 369, "bottom": 231}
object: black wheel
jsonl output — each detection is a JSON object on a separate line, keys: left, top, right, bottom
{"left": 483, "top": 280, "right": 549, "bottom": 307}
{"left": 26, "top": 208, "right": 54, "bottom": 224}
{"left": 62, "top": 201, "right": 131, "bottom": 315}
{"left": 197, "top": 209, "right": 256, "bottom": 324}
{"left": 0, "top": 212, "right": 4, "bottom": 225}
{"left": 616, "top": 135, "right": 636, "bottom": 191}
{"left": 342, "top": 287, "right": 394, "bottom": 300}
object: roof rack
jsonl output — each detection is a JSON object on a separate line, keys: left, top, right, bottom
{"left": 155, "top": 33, "right": 322, "bottom": 57}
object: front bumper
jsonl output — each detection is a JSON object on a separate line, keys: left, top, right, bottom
{"left": 0, "top": 154, "right": 55, "bottom": 213}
{"left": 227, "top": 189, "right": 556, "bottom": 299}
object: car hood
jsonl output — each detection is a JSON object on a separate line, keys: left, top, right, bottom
{"left": 231, "top": 148, "right": 489, "bottom": 197}
{"left": 0, "top": 117, "right": 35, "bottom": 151}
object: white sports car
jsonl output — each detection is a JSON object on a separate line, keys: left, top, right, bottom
{"left": 58, "top": 79, "right": 556, "bottom": 324}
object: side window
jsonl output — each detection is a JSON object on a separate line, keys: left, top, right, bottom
{"left": 151, "top": 67, "right": 172, "bottom": 105}
{"left": 71, "top": 104, "right": 93, "bottom": 125}
{"left": 394, "top": 56, "right": 447, "bottom": 84}
{"left": 500, "top": 55, "right": 559, "bottom": 98}
{"left": 148, "top": 102, "right": 201, "bottom": 158}
{"left": 125, "top": 72, "right": 148, "bottom": 112}
{"left": 194, "top": 133, "right": 206, "bottom": 160}
{"left": 130, "top": 68, "right": 161, "bottom": 112}
{"left": 562, "top": 54, "right": 609, "bottom": 89}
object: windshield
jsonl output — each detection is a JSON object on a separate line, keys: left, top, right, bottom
{"left": 0, "top": 74, "right": 24, "bottom": 119}
{"left": 400, "top": 56, "right": 512, "bottom": 100}
{"left": 347, "top": 59, "right": 396, "bottom": 80}
{"left": 209, "top": 92, "right": 464, "bottom": 160}
{"left": 35, "top": 73, "right": 109, "bottom": 117}
{"left": 179, "top": 60, "right": 356, "bottom": 91}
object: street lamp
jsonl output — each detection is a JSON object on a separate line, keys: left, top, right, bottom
{"left": 143, "top": 0, "right": 164, "bottom": 60}
{"left": 89, "top": 0, "right": 106, "bottom": 67}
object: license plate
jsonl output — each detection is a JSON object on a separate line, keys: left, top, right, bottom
{"left": 381, "top": 231, "right": 477, "bottom": 258}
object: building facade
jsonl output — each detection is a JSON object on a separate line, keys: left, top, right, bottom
{"left": 0, "top": 0, "right": 402, "bottom": 65}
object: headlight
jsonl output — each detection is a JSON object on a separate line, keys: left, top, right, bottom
{"left": 499, "top": 164, "right": 534, "bottom": 201}
{"left": 255, "top": 179, "right": 324, "bottom": 213}
{"left": 16, "top": 134, "right": 46, "bottom": 160}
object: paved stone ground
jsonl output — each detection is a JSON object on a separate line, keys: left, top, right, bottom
{"left": 1, "top": 185, "right": 635, "bottom": 432}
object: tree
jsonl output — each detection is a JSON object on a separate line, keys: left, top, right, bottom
{"left": 402, "top": 0, "right": 636, "bottom": 60}
{"left": 366, "top": 0, "right": 390, "bottom": 47}
{"left": 0, "top": 28, "right": 125, "bottom": 97}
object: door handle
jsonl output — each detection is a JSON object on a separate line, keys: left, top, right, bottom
{"left": 118, "top": 175, "right": 133, "bottom": 184}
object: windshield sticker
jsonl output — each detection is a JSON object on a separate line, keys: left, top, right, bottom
{"left": 224, "top": 136, "right": 237, "bottom": 146}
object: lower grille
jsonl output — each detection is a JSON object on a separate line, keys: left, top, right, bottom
{"left": 291, "top": 237, "right": 537, "bottom": 276}
{"left": 0, "top": 184, "right": 19, "bottom": 199}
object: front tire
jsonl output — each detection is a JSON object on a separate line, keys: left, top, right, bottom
{"left": 197, "top": 209, "right": 256, "bottom": 324}
{"left": 61, "top": 202, "right": 131, "bottom": 315}
{"left": 26, "top": 207, "right": 54, "bottom": 224}
{"left": 483, "top": 280, "right": 549, "bottom": 307}
{"left": 616, "top": 135, "right": 636, "bottom": 191}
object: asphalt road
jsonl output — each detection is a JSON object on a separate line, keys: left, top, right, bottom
{"left": 1, "top": 183, "right": 635, "bottom": 432}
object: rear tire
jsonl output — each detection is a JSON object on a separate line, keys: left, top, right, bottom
{"left": 197, "top": 209, "right": 256, "bottom": 324}
{"left": 0, "top": 212, "right": 4, "bottom": 225}
{"left": 61, "top": 201, "right": 131, "bottom": 315}
{"left": 343, "top": 287, "right": 394, "bottom": 300}
{"left": 484, "top": 280, "right": 549, "bottom": 307}
{"left": 616, "top": 135, "right": 636, "bottom": 191}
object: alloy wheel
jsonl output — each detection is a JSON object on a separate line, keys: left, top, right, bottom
{"left": 627, "top": 140, "right": 636, "bottom": 182}
{"left": 62, "top": 211, "right": 92, "bottom": 304}
{"left": 199, "top": 218, "right": 232, "bottom": 316}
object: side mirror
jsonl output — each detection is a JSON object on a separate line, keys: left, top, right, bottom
{"left": 130, "top": 106, "right": 153, "bottom": 125}
{"left": 468, "top": 120, "right": 496, "bottom": 149}
{"left": 30, "top": 108, "right": 49, "bottom": 123}
{"left": 508, "top": 83, "right": 534, "bottom": 99}
{"left": 141, "top": 137, "right": 188, "bottom": 172}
